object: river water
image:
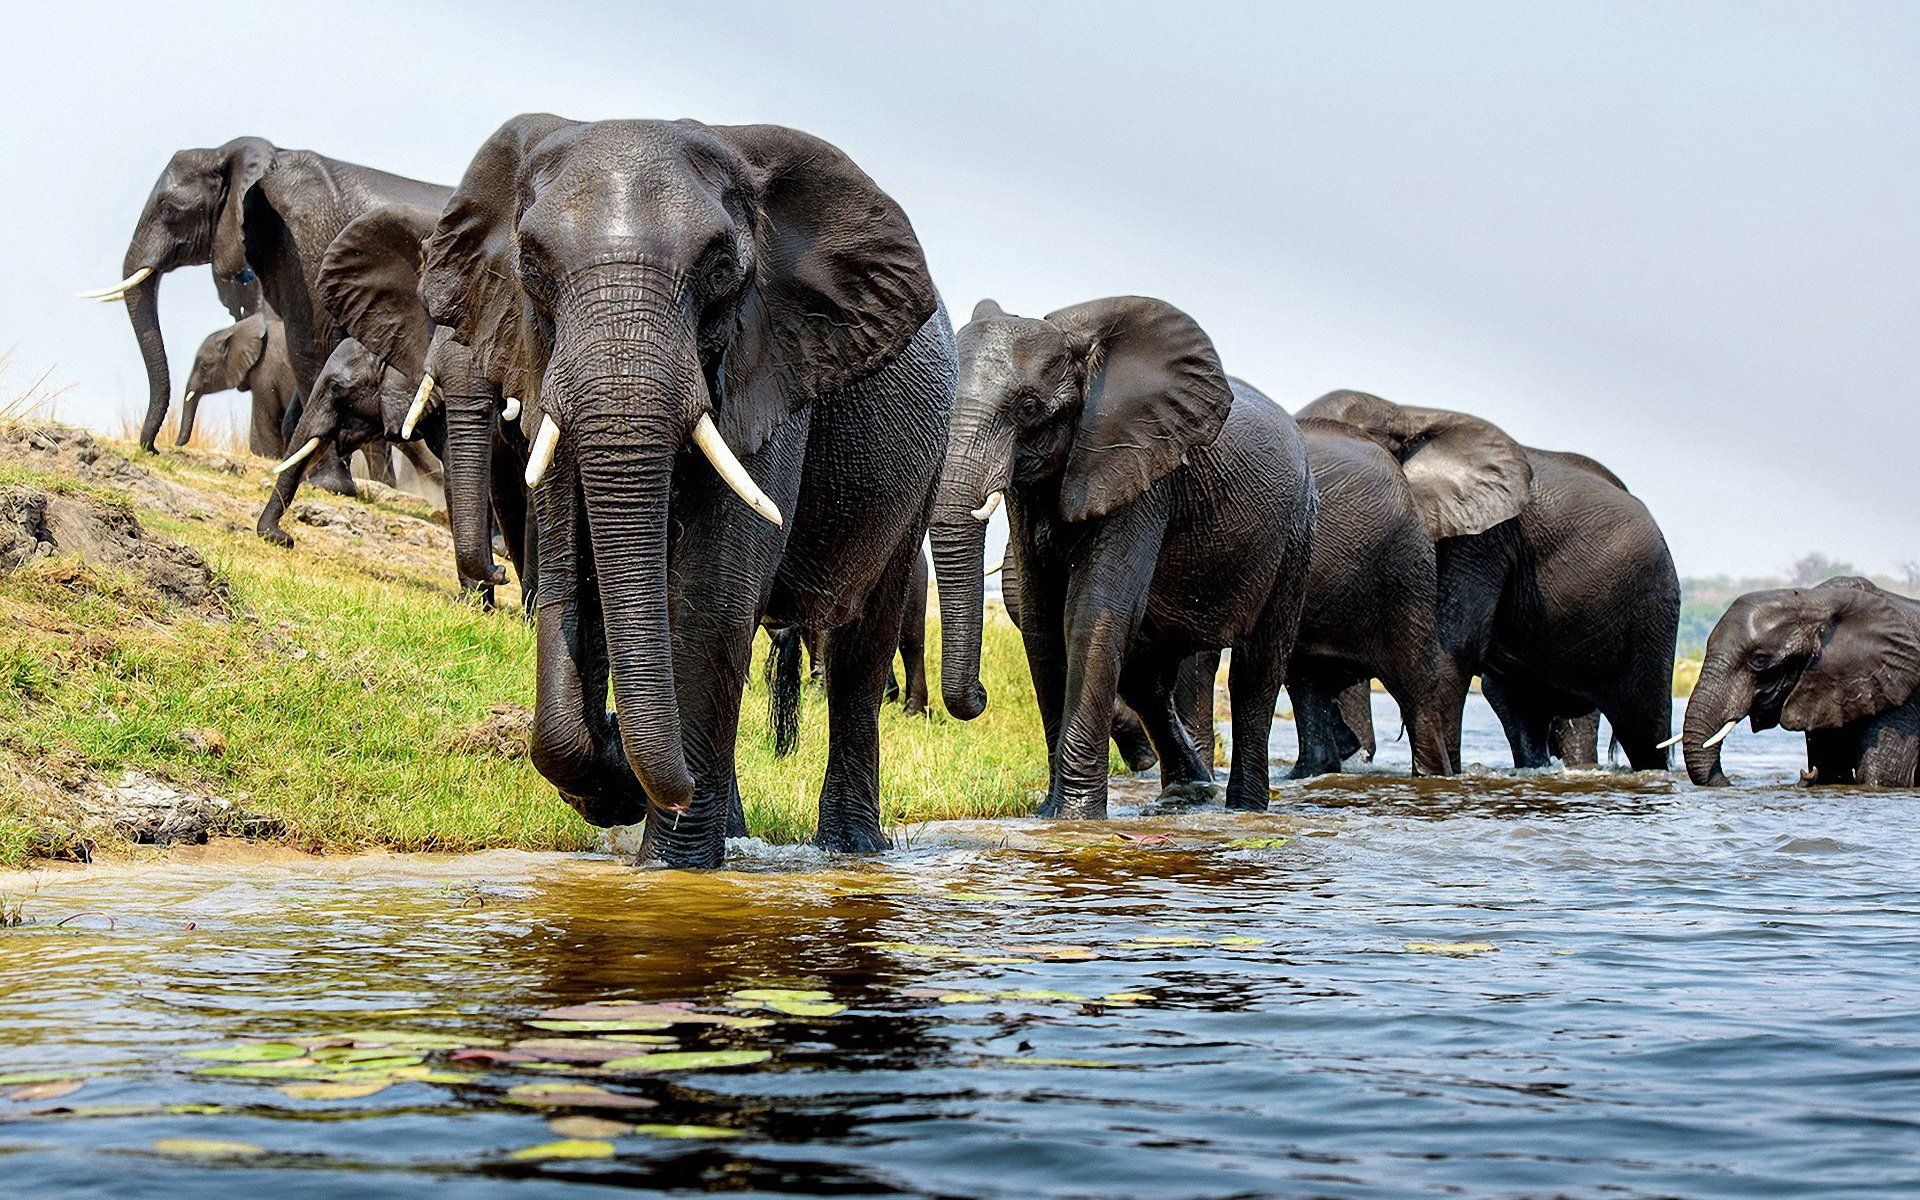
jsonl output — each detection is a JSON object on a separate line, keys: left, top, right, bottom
{"left": 3, "top": 697, "right": 1917, "bottom": 1198}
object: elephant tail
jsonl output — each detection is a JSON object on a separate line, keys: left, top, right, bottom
{"left": 766, "top": 628, "right": 804, "bottom": 758}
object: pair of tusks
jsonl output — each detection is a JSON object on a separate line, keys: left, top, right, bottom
{"left": 76, "top": 266, "right": 152, "bottom": 303}
{"left": 523, "top": 413, "right": 783, "bottom": 528}
{"left": 1654, "top": 718, "right": 1739, "bottom": 751}
{"left": 972, "top": 491, "right": 1003, "bottom": 521}
{"left": 273, "top": 437, "right": 321, "bottom": 475}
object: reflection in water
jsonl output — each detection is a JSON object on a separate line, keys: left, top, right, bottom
{"left": 2, "top": 699, "right": 1918, "bottom": 1197}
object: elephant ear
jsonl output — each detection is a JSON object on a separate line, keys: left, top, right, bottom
{"left": 223, "top": 312, "right": 269, "bottom": 383}
{"left": 319, "top": 203, "right": 439, "bottom": 374}
{"left": 1781, "top": 580, "right": 1920, "bottom": 730}
{"left": 1299, "top": 390, "right": 1531, "bottom": 539}
{"left": 211, "top": 137, "right": 275, "bottom": 281}
{"left": 1046, "top": 296, "right": 1232, "bottom": 523}
{"left": 421, "top": 114, "right": 577, "bottom": 395}
{"left": 711, "top": 123, "right": 938, "bottom": 455}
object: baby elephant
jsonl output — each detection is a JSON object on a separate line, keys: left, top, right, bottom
{"left": 931, "top": 296, "right": 1316, "bottom": 817}
{"left": 1682, "top": 577, "right": 1920, "bottom": 786}
{"left": 181, "top": 311, "right": 297, "bottom": 457}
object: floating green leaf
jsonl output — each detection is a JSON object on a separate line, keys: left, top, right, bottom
{"left": 0, "top": 1071, "right": 96, "bottom": 1086}
{"left": 193, "top": 1060, "right": 322, "bottom": 1079}
{"left": 995, "top": 1056, "right": 1124, "bottom": 1068}
{"left": 547, "top": 1115, "right": 635, "bottom": 1139}
{"left": 509, "top": 1138, "right": 615, "bottom": 1161}
{"left": 525, "top": 1019, "right": 673, "bottom": 1033}
{"left": 1100, "top": 992, "right": 1157, "bottom": 1005}
{"left": 601, "top": 1050, "right": 771, "bottom": 1073}
{"left": 1403, "top": 941, "right": 1497, "bottom": 955}
{"left": 151, "top": 1137, "right": 266, "bottom": 1159}
{"left": 731, "top": 988, "right": 832, "bottom": 1004}
{"left": 41, "top": 1103, "right": 164, "bottom": 1119}
{"left": 1226, "top": 836, "right": 1290, "bottom": 850}
{"left": 184, "top": 1043, "right": 307, "bottom": 1063}
{"left": 278, "top": 1080, "right": 391, "bottom": 1101}
{"left": 7, "top": 1079, "right": 83, "bottom": 1102}
{"left": 630, "top": 1123, "right": 742, "bottom": 1139}
{"left": 162, "top": 1103, "right": 229, "bottom": 1115}
{"left": 1215, "top": 936, "right": 1268, "bottom": 946}
{"left": 1123, "top": 935, "right": 1208, "bottom": 947}
{"left": 506, "top": 1083, "right": 657, "bottom": 1110}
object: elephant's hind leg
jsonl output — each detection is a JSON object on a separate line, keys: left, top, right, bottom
{"left": 1483, "top": 673, "right": 1554, "bottom": 769}
{"left": 1118, "top": 649, "right": 1214, "bottom": 803}
{"left": 1224, "top": 637, "right": 1289, "bottom": 811}
{"left": 813, "top": 541, "right": 919, "bottom": 854}
{"left": 1855, "top": 700, "right": 1920, "bottom": 787}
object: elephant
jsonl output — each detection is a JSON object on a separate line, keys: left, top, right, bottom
{"left": 418, "top": 114, "right": 954, "bottom": 866}
{"left": 765, "top": 547, "right": 931, "bottom": 757}
{"left": 930, "top": 296, "right": 1316, "bottom": 818}
{"left": 1680, "top": 577, "right": 1920, "bottom": 787}
{"left": 1297, "top": 391, "right": 1679, "bottom": 771}
{"left": 89, "top": 136, "right": 449, "bottom": 493}
{"left": 257, "top": 336, "right": 442, "bottom": 546}
{"left": 264, "top": 201, "right": 530, "bottom": 607}
{"left": 180, "top": 311, "right": 297, "bottom": 458}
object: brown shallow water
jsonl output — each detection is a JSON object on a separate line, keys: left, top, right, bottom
{"left": 3, "top": 697, "right": 1918, "bottom": 1199}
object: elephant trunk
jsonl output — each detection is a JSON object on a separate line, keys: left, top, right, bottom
{"left": 931, "top": 514, "right": 989, "bottom": 720}
{"left": 125, "top": 271, "right": 171, "bottom": 453}
{"left": 1682, "top": 659, "right": 1752, "bottom": 787}
{"left": 440, "top": 386, "right": 504, "bottom": 594}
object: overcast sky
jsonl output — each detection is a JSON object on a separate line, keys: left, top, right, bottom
{"left": 3, "top": 1, "right": 1914, "bottom": 577}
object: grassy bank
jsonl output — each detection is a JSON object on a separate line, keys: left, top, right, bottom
{"left": 0, "top": 430, "right": 1047, "bottom": 867}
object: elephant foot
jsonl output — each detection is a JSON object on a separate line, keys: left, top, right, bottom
{"left": 1287, "top": 757, "right": 1339, "bottom": 780}
{"left": 1121, "top": 746, "right": 1160, "bottom": 774}
{"left": 1051, "top": 793, "right": 1108, "bottom": 821}
{"left": 1155, "top": 779, "right": 1220, "bottom": 809}
{"left": 814, "top": 820, "right": 890, "bottom": 856}
{"left": 1224, "top": 794, "right": 1272, "bottom": 814}
{"left": 257, "top": 525, "right": 295, "bottom": 550}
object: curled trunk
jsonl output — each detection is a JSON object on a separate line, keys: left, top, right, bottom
{"left": 1682, "top": 660, "right": 1752, "bottom": 786}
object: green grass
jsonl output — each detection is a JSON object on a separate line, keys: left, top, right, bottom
{"left": 0, "top": 435, "right": 1049, "bottom": 867}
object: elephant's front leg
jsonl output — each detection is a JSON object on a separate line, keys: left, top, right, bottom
{"left": 814, "top": 539, "right": 921, "bottom": 854}
{"left": 1286, "top": 675, "right": 1350, "bottom": 780}
{"left": 1854, "top": 700, "right": 1920, "bottom": 787}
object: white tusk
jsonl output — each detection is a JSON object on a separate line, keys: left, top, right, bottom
{"left": 1655, "top": 732, "right": 1683, "bottom": 750}
{"left": 502, "top": 397, "right": 521, "bottom": 423}
{"left": 273, "top": 438, "right": 321, "bottom": 475}
{"left": 1701, "top": 719, "right": 1739, "bottom": 749}
{"left": 402, "top": 374, "right": 434, "bottom": 439}
{"left": 692, "top": 414, "right": 782, "bottom": 527}
{"left": 524, "top": 416, "right": 560, "bottom": 489}
{"left": 76, "top": 266, "right": 152, "bottom": 300}
{"left": 985, "top": 559, "right": 1004, "bottom": 577}
{"left": 971, "top": 491, "right": 1003, "bottom": 522}
{"left": 181, "top": 390, "right": 197, "bottom": 407}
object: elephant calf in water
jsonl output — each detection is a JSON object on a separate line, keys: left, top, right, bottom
{"left": 931, "top": 296, "right": 1316, "bottom": 818}
{"left": 1680, "top": 576, "right": 1920, "bottom": 787}
{"left": 180, "top": 311, "right": 298, "bottom": 459}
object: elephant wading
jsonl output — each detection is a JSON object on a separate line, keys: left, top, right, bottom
{"left": 930, "top": 297, "right": 1315, "bottom": 818}
{"left": 1682, "top": 577, "right": 1920, "bottom": 787}
{"left": 181, "top": 311, "right": 297, "bottom": 458}
{"left": 1298, "top": 391, "right": 1679, "bottom": 772}
{"left": 420, "top": 115, "right": 954, "bottom": 866}
{"left": 90, "top": 136, "right": 450, "bottom": 494}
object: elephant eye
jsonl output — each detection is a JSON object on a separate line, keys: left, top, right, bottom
{"left": 1750, "top": 651, "right": 1773, "bottom": 670}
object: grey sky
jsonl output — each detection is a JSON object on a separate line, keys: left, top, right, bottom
{"left": 3, "top": 1, "right": 1914, "bottom": 576}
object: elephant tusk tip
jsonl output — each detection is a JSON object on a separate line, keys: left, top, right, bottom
{"left": 1701, "top": 719, "right": 1739, "bottom": 749}
{"left": 1654, "top": 733, "right": 1683, "bottom": 750}
{"left": 970, "top": 491, "right": 1004, "bottom": 522}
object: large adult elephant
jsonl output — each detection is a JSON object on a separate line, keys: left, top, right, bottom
{"left": 264, "top": 203, "right": 528, "bottom": 606}
{"left": 88, "top": 136, "right": 448, "bottom": 491}
{"left": 931, "top": 297, "right": 1316, "bottom": 817}
{"left": 1679, "top": 577, "right": 1920, "bottom": 787}
{"left": 419, "top": 115, "right": 953, "bottom": 866}
{"left": 180, "top": 311, "right": 297, "bottom": 458}
{"left": 1298, "top": 391, "right": 1679, "bottom": 770}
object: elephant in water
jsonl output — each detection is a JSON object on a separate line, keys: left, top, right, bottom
{"left": 87, "top": 136, "right": 449, "bottom": 494}
{"left": 180, "top": 311, "right": 297, "bottom": 458}
{"left": 930, "top": 296, "right": 1316, "bottom": 818}
{"left": 1681, "top": 577, "right": 1920, "bottom": 787}
{"left": 1297, "top": 391, "right": 1679, "bottom": 772}
{"left": 420, "top": 115, "right": 953, "bottom": 866}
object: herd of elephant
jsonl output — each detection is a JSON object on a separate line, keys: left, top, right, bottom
{"left": 80, "top": 118, "right": 1920, "bottom": 865}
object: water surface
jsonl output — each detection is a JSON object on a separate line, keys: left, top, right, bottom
{"left": 3, "top": 698, "right": 1917, "bottom": 1198}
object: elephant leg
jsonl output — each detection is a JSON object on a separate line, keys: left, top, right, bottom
{"left": 1287, "top": 675, "right": 1349, "bottom": 779}
{"left": 1483, "top": 673, "right": 1553, "bottom": 769}
{"left": 815, "top": 540, "right": 921, "bottom": 854}
{"left": 1854, "top": 700, "right": 1920, "bottom": 787}
{"left": 1173, "top": 650, "right": 1220, "bottom": 770}
{"left": 1224, "top": 636, "right": 1289, "bottom": 812}
{"left": 1109, "top": 700, "right": 1160, "bottom": 773}
{"left": 1549, "top": 714, "right": 1601, "bottom": 767}
{"left": 635, "top": 602, "right": 758, "bottom": 869}
{"left": 1380, "top": 669, "right": 1454, "bottom": 777}
{"left": 1118, "top": 651, "right": 1212, "bottom": 800}
{"left": 726, "top": 779, "right": 749, "bottom": 840}
{"left": 1333, "top": 680, "right": 1375, "bottom": 763}
{"left": 1805, "top": 729, "right": 1856, "bottom": 785}
{"left": 899, "top": 572, "right": 929, "bottom": 717}
{"left": 1604, "top": 667, "right": 1677, "bottom": 773}
{"left": 1015, "top": 559, "right": 1070, "bottom": 811}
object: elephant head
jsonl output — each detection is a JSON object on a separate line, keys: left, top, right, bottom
{"left": 180, "top": 312, "right": 272, "bottom": 446}
{"left": 1681, "top": 578, "right": 1920, "bottom": 786}
{"left": 1295, "top": 390, "right": 1532, "bottom": 541}
{"left": 419, "top": 114, "right": 935, "bottom": 825}
{"left": 84, "top": 138, "right": 277, "bottom": 452}
{"left": 929, "top": 296, "right": 1233, "bottom": 720}
{"left": 276, "top": 337, "right": 399, "bottom": 473}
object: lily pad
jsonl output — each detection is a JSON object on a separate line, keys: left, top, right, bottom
{"left": 193, "top": 1060, "right": 323, "bottom": 1079}
{"left": 151, "top": 1137, "right": 266, "bottom": 1159}
{"left": 1012, "top": 945, "right": 1100, "bottom": 961}
{"left": 162, "top": 1104, "right": 230, "bottom": 1115}
{"left": 1124, "top": 935, "right": 1209, "bottom": 947}
{"left": 524, "top": 1019, "right": 673, "bottom": 1033}
{"left": 996, "top": 1056, "right": 1124, "bottom": 1069}
{"left": 184, "top": 1043, "right": 306, "bottom": 1063}
{"left": 514, "top": 1038, "right": 670, "bottom": 1064}
{"left": 547, "top": 1115, "right": 636, "bottom": 1139}
{"left": 1214, "top": 936, "right": 1268, "bottom": 946}
{"left": 1225, "top": 836, "right": 1290, "bottom": 850}
{"left": 1403, "top": 941, "right": 1497, "bottom": 955}
{"left": 509, "top": 1138, "right": 615, "bottom": 1161}
{"left": 7, "top": 1079, "right": 83, "bottom": 1102}
{"left": 601, "top": 1050, "right": 772, "bottom": 1073}
{"left": 39, "top": 1103, "right": 164, "bottom": 1119}
{"left": 1100, "top": 992, "right": 1157, "bottom": 1005}
{"left": 0, "top": 1071, "right": 97, "bottom": 1086}
{"left": 278, "top": 1080, "right": 391, "bottom": 1101}
{"left": 631, "top": 1123, "right": 742, "bottom": 1139}
{"left": 731, "top": 988, "right": 832, "bottom": 1004}
{"left": 505, "top": 1083, "right": 657, "bottom": 1111}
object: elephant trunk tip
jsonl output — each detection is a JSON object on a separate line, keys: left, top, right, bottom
{"left": 945, "top": 681, "right": 988, "bottom": 721}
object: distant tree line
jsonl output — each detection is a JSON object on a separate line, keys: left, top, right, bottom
{"left": 1677, "top": 554, "right": 1920, "bottom": 657}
